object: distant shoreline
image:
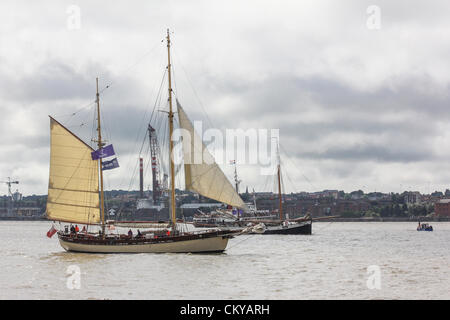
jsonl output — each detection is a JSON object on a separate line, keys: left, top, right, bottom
{"left": 315, "top": 217, "right": 450, "bottom": 222}
{"left": 0, "top": 216, "right": 46, "bottom": 221}
{"left": 0, "top": 216, "right": 449, "bottom": 222}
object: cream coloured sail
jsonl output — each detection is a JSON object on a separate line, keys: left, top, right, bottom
{"left": 46, "top": 117, "right": 100, "bottom": 224}
{"left": 177, "top": 101, "right": 246, "bottom": 209}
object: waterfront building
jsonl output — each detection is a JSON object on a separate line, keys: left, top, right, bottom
{"left": 405, "top": 191, "right": 422, "bottom": 207}
{"left": 434, "top": 199, "right": 450, "bottom": 217}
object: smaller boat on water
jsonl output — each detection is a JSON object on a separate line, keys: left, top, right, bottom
{"left": 417, "top": 222, "right": 433, "bottom": 231}
{"left": 193, "top": 209, "right": 317, "bottom": 235}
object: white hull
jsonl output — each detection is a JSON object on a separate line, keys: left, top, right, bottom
{"left": 58, "top": 235, "right": 229, "bottom": 253}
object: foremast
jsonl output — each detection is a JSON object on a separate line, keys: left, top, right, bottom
{"left": 166, "top": 29, "right": 177, "bottom": 231}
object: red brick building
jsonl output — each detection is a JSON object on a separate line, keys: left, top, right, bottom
{"left": 434, "top": 199, "right": 450, "bottom": 217}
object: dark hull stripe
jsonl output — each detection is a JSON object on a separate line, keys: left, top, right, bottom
{"left": 263, "top": 223, "right": 312, "bottom": 235}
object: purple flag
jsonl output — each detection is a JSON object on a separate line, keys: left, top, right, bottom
{"left": 91, "top": 144, "right": 115, "bottom": 160}
{"left": 102, "top": 158, "right": 119, "bottom": 171}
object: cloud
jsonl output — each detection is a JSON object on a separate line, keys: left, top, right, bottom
{"left": 1, "top": 0, "right": 450, "bottom": 195}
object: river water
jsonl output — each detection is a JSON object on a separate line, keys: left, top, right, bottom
{"left": 0, "top": 221, "right": 448, "bottom": 299}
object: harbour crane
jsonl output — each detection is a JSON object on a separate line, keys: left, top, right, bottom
{"left": 148, "top": 124, "right": 163, "bottom": 204}
{"left": 2, "top": 177, "right": 19, "bottom": 197}
{"left": 1, "top": 177, "right": 19, "bottom": 216}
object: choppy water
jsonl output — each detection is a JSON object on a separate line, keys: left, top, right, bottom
{"left": 0, "top": 221, "right": 449, "bottom": 299}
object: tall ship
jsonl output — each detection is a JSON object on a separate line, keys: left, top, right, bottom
{"left": 193, "top": 142, "right": 313, "bottom": 234}
{"left": 257, "top": 145, "right": 312, "bottom": 234}
{"left": 45, "top": 30, "right": 258, "bottom": 253}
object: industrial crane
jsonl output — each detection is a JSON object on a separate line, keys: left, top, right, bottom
{"left": 1, "top": 177, "right": 19, "bottom": 216}
{"left": 148, "top": 124, "right": 162, "bottom": 204}
{"left": 2, "top": 177, "right": 19, "bottom": 197}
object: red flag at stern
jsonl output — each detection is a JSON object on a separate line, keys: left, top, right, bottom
{"left": 47, "top": 225, "right": 57, "bottom": 238}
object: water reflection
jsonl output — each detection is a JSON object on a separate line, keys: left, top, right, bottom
{"left": 40, "top": 251, "right": 109, "bottom": 264}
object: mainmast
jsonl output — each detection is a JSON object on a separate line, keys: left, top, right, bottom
{"left": 96, "top": 77, "right": 106, "bottom": 236}
{"left": 166, "top": 29, "right": 177, "bottom": 231}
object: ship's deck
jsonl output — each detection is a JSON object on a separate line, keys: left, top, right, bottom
{"left": 58, "top": 229, "right": 239, "bottom": 246}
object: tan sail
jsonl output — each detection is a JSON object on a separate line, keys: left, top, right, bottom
{"left": 177, "top": 101, "right": 247, "bottom": 209}
{"left": 46, "top": 117, "right": 100, "bottom": 224}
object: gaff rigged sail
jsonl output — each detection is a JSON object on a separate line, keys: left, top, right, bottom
{"left": 177, "top": 101, "right": 247, "bottom": 209}
{"left": 46, "top": 117, "right": 100, "bottom": 224}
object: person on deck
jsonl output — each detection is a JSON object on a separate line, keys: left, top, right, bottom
{"left": 75, "top": 225, "right": 79, "bottom": 233}
{"left": 128, "top": 229, "right": 133, "bottom": 238}
{"left": 81, "top": 226, "right": 86, "bottom": 233}
{"left": 137, "top": 229, "right": 142, "bottom": 238}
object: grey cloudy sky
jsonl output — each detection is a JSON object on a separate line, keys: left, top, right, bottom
{"left": 1, "top": 0, "right": 450, "bottom": 196}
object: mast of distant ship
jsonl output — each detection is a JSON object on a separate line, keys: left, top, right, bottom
{"left": 233, "top": 162, "right": 240, "bottom": 194}
{"left": 252, "top": 188, "right": 257, "bottom": 212}
{"left": 233, "top": 161, "right": 241, "bottom": 219}
{"left": 166, "top": 29, "right": 177, "bottom": 231}
{"left": 276, "top": 141, "right": 283, "bottom": 221}
{"left": 96, "top": 77, "right": 106, "bottom": 236}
